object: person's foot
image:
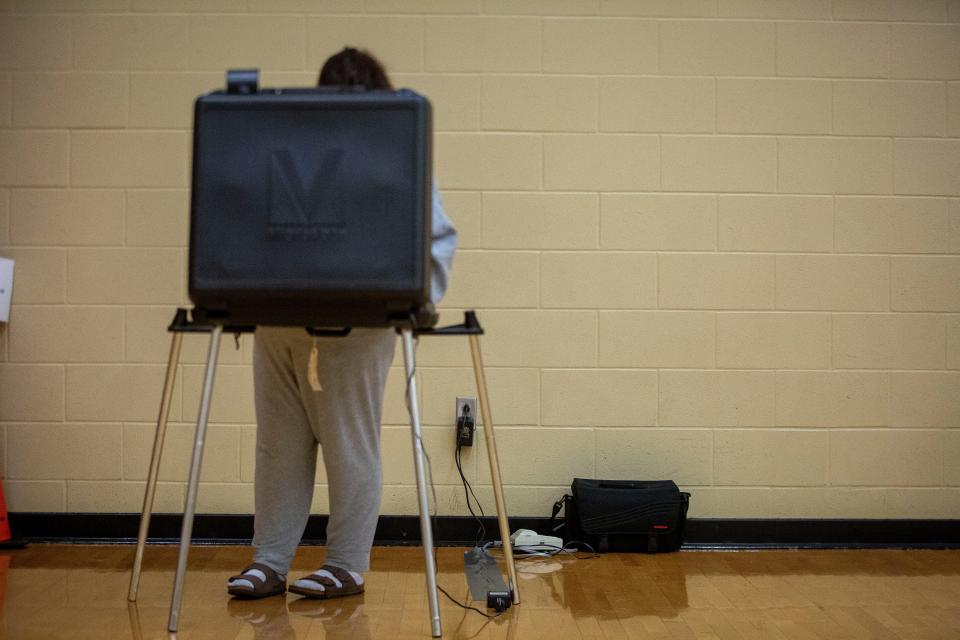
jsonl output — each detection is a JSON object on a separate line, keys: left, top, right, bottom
{"left": 227, "top": 562, "right": 287, "bottom": 599}
{"left": 288, "top": 565, "right": 364, "bottom": 599}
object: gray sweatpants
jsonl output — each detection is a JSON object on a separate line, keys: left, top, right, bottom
{"left": 251, "top": 325, "right": 396, "bottom": 575}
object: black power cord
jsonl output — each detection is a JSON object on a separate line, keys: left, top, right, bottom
{"left": 402, "top": 335, "right": 504, "bottom": 621}
{"left": 455, "top": 439, "right": 486, "bottom": 548}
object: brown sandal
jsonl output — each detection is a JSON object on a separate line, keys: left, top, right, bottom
{"left": 288, "top": 565, "right": 364, "bottom": 599}
{"left": 227, "top": 562, "right": 287, "bottom": 599}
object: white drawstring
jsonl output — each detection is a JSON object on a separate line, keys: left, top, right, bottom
{"left": 307, "top": 336, "right": 322, "bottom": 391}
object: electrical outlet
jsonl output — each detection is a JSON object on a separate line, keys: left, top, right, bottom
{"left": 456, "top": 396, "right": 477, "bottom": 447}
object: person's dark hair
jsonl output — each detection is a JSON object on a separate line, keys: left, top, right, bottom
{"left": 318, "top": 47, "right": 393, "bottom": 90}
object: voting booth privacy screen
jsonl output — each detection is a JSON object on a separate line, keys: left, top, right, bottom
{"left": 188, "top": 85, "right": 433, "bottom": 327}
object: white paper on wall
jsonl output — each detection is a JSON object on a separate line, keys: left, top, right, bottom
{"left": 0, "top": 257, "right": 13, "bottom": 323}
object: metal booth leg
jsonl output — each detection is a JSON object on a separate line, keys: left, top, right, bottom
{"left": 400, "top": 328, "right": 443, "bottom": 638}
{"left": 168, "top": 324, "right": 223, "bottom": 632}
{"left": 468, "top": 334, "right": 520, "bottom": 605}
{"left": 129, "top": 331, "right": 183, "bottom": 602}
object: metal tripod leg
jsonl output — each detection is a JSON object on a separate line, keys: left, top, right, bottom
{"left": 400, "top": 329, "right": 442, "bottom": 638}
{"left": 469, "top": 334, "right": 520, "bottom": 605}
{"left": 129, "top": 331, "right": 183, "bottom": 602}
{"left": 168, "top": 325, "right": 222, "bottom": 632}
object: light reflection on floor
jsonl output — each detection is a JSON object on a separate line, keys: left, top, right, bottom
{"left": 1, "top": 544, "right": 959, "bottom": 639}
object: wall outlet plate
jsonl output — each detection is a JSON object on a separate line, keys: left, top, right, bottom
{"left": 456, "top": 396, "right": 477, "bottom": 423}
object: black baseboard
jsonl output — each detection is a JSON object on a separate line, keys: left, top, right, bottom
{"left": 7, "top": 513, "right": 960, "bottom": 549}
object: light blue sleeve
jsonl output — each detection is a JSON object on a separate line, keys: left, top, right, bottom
{"left": 429, "top": 184, "right": 457, "bottom": 304}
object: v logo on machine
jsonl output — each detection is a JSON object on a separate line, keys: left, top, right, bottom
{"left": 267, "top": 147, "right": 347, "bottom": 239}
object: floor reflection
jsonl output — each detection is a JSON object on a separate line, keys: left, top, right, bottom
{"left": 1, "top": 546, "right": 959, "bottom": 639}
{"left": 222, "top": 592, "right": 521, "bottom": 640}
{"left": 227, "top": 596, "right": 299, "bottom": 640}
{"left": 286, "top": 596, "right": 370, "bottom": 639}
{"left": 123, "top": 595, "right": 374, "bottom": 640}
{"left": 520, "top": 552, "right": 690, "bottom": 619}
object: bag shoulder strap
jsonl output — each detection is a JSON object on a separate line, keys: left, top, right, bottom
{"left": 550, "top": 494, "right": 570, "bottom": 523}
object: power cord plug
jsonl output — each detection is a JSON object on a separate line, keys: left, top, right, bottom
{"left": 456, "top": 404, "right": 475, "bottom": 447}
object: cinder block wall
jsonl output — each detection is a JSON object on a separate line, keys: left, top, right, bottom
{"left": 0, "top": 0, "right": 958, "bottom": 519}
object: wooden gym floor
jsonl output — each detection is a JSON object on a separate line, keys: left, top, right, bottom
{"left": 0, "top": 545, "right": 958, "bottom": 639}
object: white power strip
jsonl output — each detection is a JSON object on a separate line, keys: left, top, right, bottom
{"left": 510, "top": 528, "right": 563, "bottom": 550}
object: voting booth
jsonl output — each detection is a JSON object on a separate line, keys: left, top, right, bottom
{"left": 127, "top": 71, "right": 518, "bottom": 638}
{"left": 189, "top": 80, "right": 435, "bottom": 328}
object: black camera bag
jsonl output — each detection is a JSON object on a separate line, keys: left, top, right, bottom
{"left": 553, "top": 478, "right": 690, "bottom": 553}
